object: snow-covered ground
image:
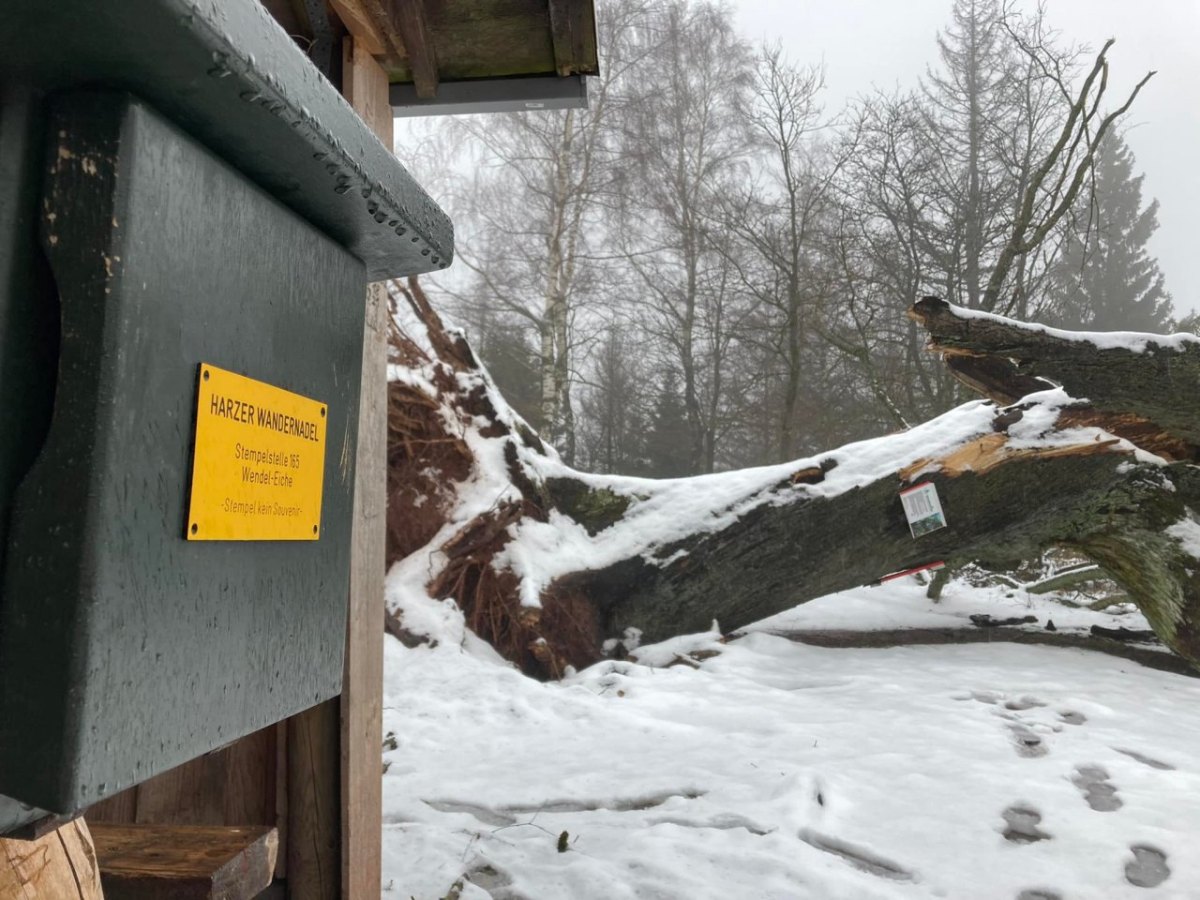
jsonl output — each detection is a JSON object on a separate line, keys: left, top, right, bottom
{"left": 379, "top": 578, "right": 1200, "bottom": 900}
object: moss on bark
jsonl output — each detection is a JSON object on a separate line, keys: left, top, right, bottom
{"left": 544, "top": 478, "right": 633, "bottom": 536}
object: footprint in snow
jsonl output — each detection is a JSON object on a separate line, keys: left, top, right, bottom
{"left": 1071, "top": 765, "right": 1122, "bottom": 812}
{"left": 954, "top": 692, "right": 1057, "bottom": 756}
{"left": 953, "top": 691, "right": 1047, "bottom": 711}
{"left": 1004, "top": 696, "right": 1047, "bottom": 711}
{"left": 1058, "top": 710, "right": 1086, "bottom": 726}
{"left": 1016, "top": 891, "right": 1062, "bottom": 900}
{"left": 1008, "top": 722, "right": 1049, "bottom": 758}
{"left": 1001, "top": 806, "right": 1051, "bottom": 844}
{"left": 467, "top": 862, "right": 526, "bottom": 899}
{"left": 1125, "top": 845, "right": 1170, "bottom": 888}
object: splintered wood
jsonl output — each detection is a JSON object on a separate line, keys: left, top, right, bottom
{"left": 900, "top": 433, "right": 1125, "bottom": 482}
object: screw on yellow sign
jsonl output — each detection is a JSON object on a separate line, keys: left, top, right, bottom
{"left": 187, "top": 364, "right": 327, "bottom": 541}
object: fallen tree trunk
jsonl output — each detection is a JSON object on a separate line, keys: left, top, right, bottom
{"left": 387, "top": 286, "right": 1200, "bottom": 675}
{"left": 558, "top": 411, "right": 1200, "bottom": 668}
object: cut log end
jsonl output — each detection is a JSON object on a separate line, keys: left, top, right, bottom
{"left": 0, "top": 818, "right": 104, "bottom": 899}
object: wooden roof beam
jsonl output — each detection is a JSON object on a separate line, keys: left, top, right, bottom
{"left": 340, "top": 0, "right": 438, "bottom": 99}
{"left": 384, "top": 0, "right": 439, "bottom": 99}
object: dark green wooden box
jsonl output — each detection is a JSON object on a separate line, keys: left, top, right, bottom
{"left": 0, "top": 0, "right": 452, "bottom": 827}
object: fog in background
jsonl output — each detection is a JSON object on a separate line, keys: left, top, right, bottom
{"left": 728, "top": 0, "right": 1200, "bottom": 312}
{"left": 393, "top": 0, "right": 1197, "bottom": 477}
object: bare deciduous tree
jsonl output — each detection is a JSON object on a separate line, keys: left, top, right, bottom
{"left": 617, "top": 0, "right": 755, "bottom": 473}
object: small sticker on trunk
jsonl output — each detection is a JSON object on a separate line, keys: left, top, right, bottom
{"left": 900, "top": 481, "right": 946, "bottom": 538}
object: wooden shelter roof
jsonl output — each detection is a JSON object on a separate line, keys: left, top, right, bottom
{"left": 263, "top": 0, "right": 599, "bottom": 103}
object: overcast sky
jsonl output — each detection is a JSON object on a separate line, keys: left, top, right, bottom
{"left": 727, "top": 0, "right": 1200, "bottom": 316}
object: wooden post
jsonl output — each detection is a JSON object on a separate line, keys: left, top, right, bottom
{"left": 339, "top": 37, "right": 390, "bottom": 900}
{"left": 282, "top": 38, "right": 390, "bottom": 900}
{"left": 286, "top": 701, "right": 339, "bottom": 899}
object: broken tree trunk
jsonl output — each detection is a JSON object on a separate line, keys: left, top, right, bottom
{"left": 564, "top": 411, "right": 1200, "bottom": 668}
{"left": 387, "top": 288, "right": 1200, "bottom": 675}
{"left": 909, "top": 296, "right": 1200, "bottom": 457}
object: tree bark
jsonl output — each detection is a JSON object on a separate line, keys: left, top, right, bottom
{"left": 563, "top": 422, "right": 1200, "bottom": 669}
{"left": 909, "top": 296, "right": 1200, "bottom": 454}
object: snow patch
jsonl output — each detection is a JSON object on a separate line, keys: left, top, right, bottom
{"left": 1166, "top": 515, "right": 1200, "bottom": 561}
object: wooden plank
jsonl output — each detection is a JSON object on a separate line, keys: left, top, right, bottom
{"left": 342, "top": 38, "right": 395, "bottom": 142}
{"left": 547, "top": 0, "right": 573, "bottom": 76}
{"left": 0, "top": 818, "right": 104, "bottom": 900}
{"left": 571, "top": 0, "right": 598, "bottom": 76}
{"left": 92, "top": 823, "right": 277, "bottom": 900}
{"left": 89, "top": 723, "right": 276, "bottom": 838}
{"left": 223, "top": 726, "right": 277, "bottom": 827}
{"left": 380, "top": 0, "right": 597, "bottom": 84}
{"left": 340, "top": 38, "right": 390, "bottom": 900}
{"left": 280, "top": 40, "right": 390, "bottom": 900}
{"left": 286, "top": 700, "right": 339, "bottom": 900}
{"left": 88, "top": 788, "right": 139, "bottom": 824}
{"left": 334, "top": 0, "right": 602, "bottom": 85}
{"left": 133, "top": 755, "right": 226, "bottom": 826}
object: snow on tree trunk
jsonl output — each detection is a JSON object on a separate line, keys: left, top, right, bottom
{"left": 388, "top": 285, "right": 1200, "bottom": 676}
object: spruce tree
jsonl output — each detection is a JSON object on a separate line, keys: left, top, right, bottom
{"left": 1048, "top": 134, "right": 1173, "bottom": 332}
{"left": 644, "top": 372, "right": 691, "bottom": 478}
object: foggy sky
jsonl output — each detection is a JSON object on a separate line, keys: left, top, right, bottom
{"left": 727, "top": 0, "right": 1200, "bottom": 317}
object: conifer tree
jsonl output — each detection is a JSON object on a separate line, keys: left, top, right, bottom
{"left": 644, "top": 372, "right": 691, "bottom": 478}
{"left": 1048, "top": 133, "right": 1173, "bottom": 332}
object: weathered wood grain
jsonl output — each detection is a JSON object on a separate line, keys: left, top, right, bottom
{"left": 286, "top": 701, "right": 339, "bottom": 900}
{"left": 341, "top": 39, "right": 390, "bottom": 900}
{"left": 0, "top": 818, "right": 103, "bottom": 900}
{"left": 92, "top": 823, "right": 276, "bottom": 900}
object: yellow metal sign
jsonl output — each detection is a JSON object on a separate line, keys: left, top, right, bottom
{"left": 187, "top": 364, "right": 327, "bottom": 541}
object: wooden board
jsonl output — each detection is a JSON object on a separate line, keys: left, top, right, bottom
{"left": 393, "top": 0, "right": 595, "bottom": 82}
{"left": 91, "top": 823, "right": 277, "bottom": 900}
{"left": 86, "top": 722, "right": 280, "bottom": 833}
{"left": 0, "top": 818, "right": 104, "bottom": 900}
